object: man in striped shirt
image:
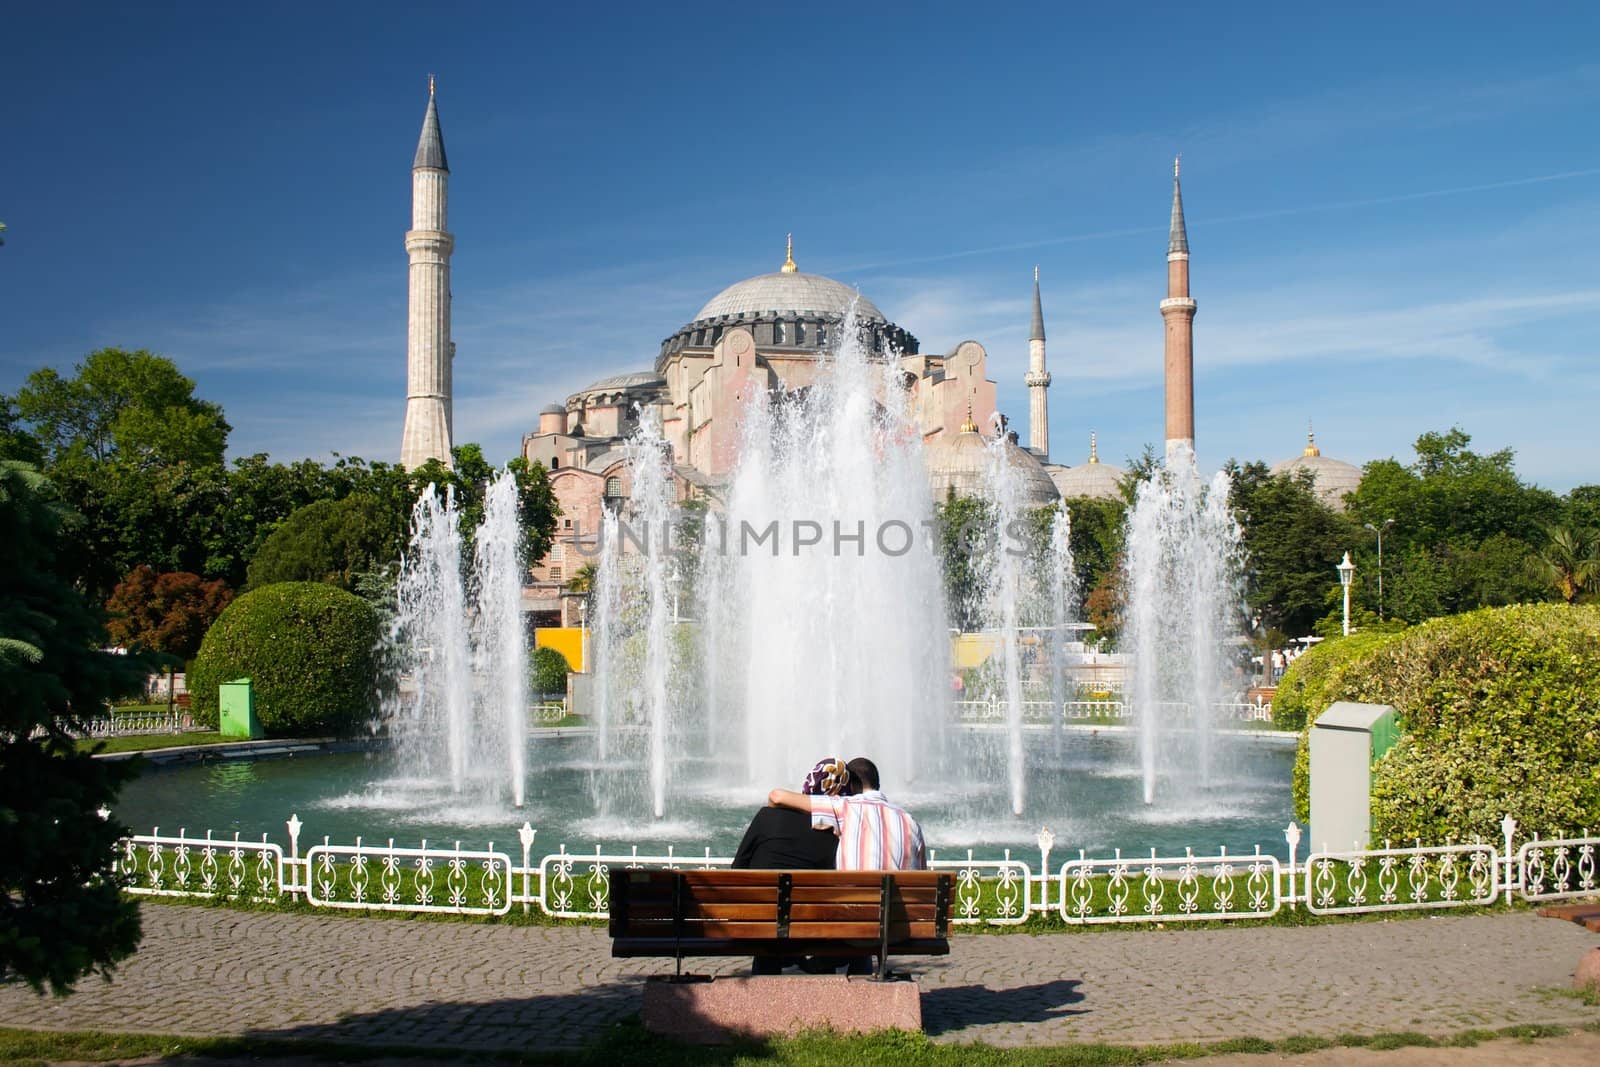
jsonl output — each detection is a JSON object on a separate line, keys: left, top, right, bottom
{"left": 767, "top": 756, "right": 927, "bottom": 871}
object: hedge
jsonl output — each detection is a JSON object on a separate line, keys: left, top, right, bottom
{"left": 189, "top": 582, "right": 379, "bottom": 737}
{"left": 1290, "top": 604, "right": 1600, "bottom": 842}
{"left": 1273, "top": 630, "right": 1405, "bottom": 732}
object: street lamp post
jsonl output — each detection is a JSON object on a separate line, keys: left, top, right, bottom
{"left": 1363, "top": 518, "right": 1395, "bottom": 620}
{"left": 1337, "top": 551, "right": 1355, "bottom": 637}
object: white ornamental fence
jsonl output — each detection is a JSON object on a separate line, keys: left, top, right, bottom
{"left": 111, "top": 812, "right": 1598, "bottom": 925}
{"left": 953, "top": 698, "right": 1274, "bottom": 726}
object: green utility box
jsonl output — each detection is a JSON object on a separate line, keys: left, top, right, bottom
{"left": 1309, "top": 701, "right": 1400, "bottom": 851}
{"left": 218, "top": 677, "right": 264, "bottom": 739}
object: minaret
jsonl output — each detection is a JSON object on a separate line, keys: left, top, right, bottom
{"left": 1024, "top": 265, "right": 1051, "bottom": 459}
{"left": 400, "top": 77, "right": 455, "bottom": 470}
{"left": 1161, "top": 155, "right": 1197, "bottom": 457}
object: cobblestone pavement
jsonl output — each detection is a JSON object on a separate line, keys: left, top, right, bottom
{"left": 0, "top": 904, "right": 1595, "bottom": 1053}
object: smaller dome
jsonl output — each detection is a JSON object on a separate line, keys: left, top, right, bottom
{"left": 1046, "top": 434, "right": 1126, "bottom": 502}
{"left": 1271, "top": 427, "right": 1361, "bottom": 510}
{"left": 538, "top": 404, "right": 565, "bottom": 416}
{"left": 1048, "top": 463, "right": 1126, "bottom": 502}
{"left": 925, "top": 429, "right": 1059, "bottom": 507}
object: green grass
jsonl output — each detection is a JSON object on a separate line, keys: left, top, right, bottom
{"left": 532, "top": 713, "right": 588, "bottom": 728}
{"left": 0, "top": 1021, "right": 1592, "bottom": 1066}
{"left": 78, "top": 730, "right": 228, "bottom": 754}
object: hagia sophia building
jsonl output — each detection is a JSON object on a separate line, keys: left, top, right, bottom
{"left": 397, "top": 86, "right": 1360, "bottom": 625}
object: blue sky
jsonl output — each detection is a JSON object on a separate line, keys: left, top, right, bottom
{"left": 2, "top": 2, "right": 1596, "bottom": 490}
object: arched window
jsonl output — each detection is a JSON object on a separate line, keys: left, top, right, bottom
{"left": 605, "top": 476, "right": 624, "bottom": 498}
{"left": 550, "top": 456, "right": 559, "bottom": 469}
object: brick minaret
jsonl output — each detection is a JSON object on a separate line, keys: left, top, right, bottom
{"left": 1161, "top": 156, "right": 1197, "bottom": 457}
{"left": 400, "top": 78, "right": 455, "bottom": 470}
{"left": 1024, "top": 266, "right": 1051, "bottom": 459}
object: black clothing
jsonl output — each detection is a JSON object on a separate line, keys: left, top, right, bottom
{"left": 731, "top": 807, "right": 837, "bottom": 870}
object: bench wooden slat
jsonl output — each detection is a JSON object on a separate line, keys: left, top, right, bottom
{"left": 614, "top": 918, "right": 942, "bottom": 940}
{"left": 619, "top": 902, "right": 939, "bottom": 923}
{"left": 612, "top": 937, "right": 951, "bottom": 958}
{"left": 609, "top": 868, "right": 952, "bottom": 968}
{"left": 616, "top": 886, "right": 940, "bottom": 907}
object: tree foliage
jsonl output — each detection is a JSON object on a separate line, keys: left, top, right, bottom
{"left": 1227, "top": 462, "right": 1356, "bottom": 637}
{"left": 1343, "top": 428, "right": 1561, "bottom": 621}
{"left": 188, "top": 583, "right": 379, "bottom": 737}
{"left": 14, "top": 348, "right": 229, "bottom": 469}
{"left": 105, "top": 566, "right": 233, "bottom": 661}
{"left": 1529, "top": 524, "right": 1600, "bottom": 605}
{"left": 0, "top": 461, "right": 143, "bottom": 995}
{"left": 245, "top": 495, "right": 403, "bottom": 591}
{"left": 409, "top": 445, "right": 559, "bottom": 567}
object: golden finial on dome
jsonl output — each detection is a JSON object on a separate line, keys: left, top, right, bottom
{"left": 781, "top": 233, "right": 797, "bottom": 273}
{"left": 1303, "top": 419, "right": 1321, "bottom": 457}
{"left": 960, "top": 400, "right": 979, "bottom": 435}
{"left": 1088, "top": 431, "right": 1099, "bottom": 464}
{"left": 429, "top": 74, "right": 436, "bottom": 96}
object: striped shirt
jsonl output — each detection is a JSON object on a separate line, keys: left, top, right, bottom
{"left": 808, "top": 790, "right": 927, "bottom": 871}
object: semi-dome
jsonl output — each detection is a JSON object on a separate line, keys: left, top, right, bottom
{"left": 925, "top": 422, "right": 1059, "bottom": 507}
{"left": 1047, "top": 434, "right": 1127, "bottom": 502}
{"left": 693, "top": 271, "right": 887, "bottom": 324}
{"left": 1271, "top": 427, "right": 1361, "bottom": 511}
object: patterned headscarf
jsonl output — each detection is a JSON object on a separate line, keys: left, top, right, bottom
{"left": 801, "top": 757, "right": 854, "bottom": 797}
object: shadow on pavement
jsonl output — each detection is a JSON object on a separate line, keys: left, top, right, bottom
{"left": 922, "top": 978, "right": 1086, "bottom": 1034}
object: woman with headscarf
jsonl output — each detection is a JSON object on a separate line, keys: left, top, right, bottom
{"left": 731, "top": 756, "right": 853, "bottom": 870}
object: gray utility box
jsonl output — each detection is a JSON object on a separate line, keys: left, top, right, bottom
{"left": 1309, "top": 701, "right": 1401, "bottom": 852}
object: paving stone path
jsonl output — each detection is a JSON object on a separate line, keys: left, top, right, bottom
{"left": 1, "top": 904, "right": 1596, "bottom": 1052}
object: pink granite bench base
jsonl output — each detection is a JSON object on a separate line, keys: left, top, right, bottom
{"left": 640, "top": 974, "right": 923, "bottom": 1043}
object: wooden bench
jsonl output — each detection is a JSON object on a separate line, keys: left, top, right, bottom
{"left": 610, "top": 868, "right": 953, "bottom": 981}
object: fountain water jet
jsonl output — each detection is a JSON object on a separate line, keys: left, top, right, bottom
{"left": 591, "top": 408, "right": 680, "bottom": 819}
{"left": 387, "top": 472, "right": 529, "bottom": 805}
{"left": 700, "top": 304, "right": 951, "bottom": 796}
{"left": 1122, "top": 444, "right": 1244, "bottom": 805}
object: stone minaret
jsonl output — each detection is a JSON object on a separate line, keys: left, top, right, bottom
{"left": 1161, "top": 156, "right": 1197, "bottom": 457}
{"left": 1024, "top": 266, "right": 1051, "bottom": 459}
{"left": 400, "top": 78, "right": 455, "bottom": 470}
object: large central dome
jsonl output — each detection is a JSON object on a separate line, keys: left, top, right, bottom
{"left": 693, "top": 270, "right": 887, "bottom": 324}
{"left": 657, "top": 241, "right": 918, "bottom": 370}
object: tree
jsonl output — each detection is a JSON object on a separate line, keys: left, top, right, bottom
{"left": 1227, "top": 461, "right": 1358, "bottom": 636}
{"left": 1531, "top": 525, "right": 1600, "bottom": 605}
{"left": 105, "top": 566, "right": 234, "bottom": 661}
{"left": 407, "top": 444, "right": 560, "bottom": 567}
{"left": 15, "top": 348, "right": 229, "bottom": 470}
{"left": 245, "top": 495, "right": 404, "bottom": 591}
{"left": 0, "top": 396, "right": 43, "bottom": 465}
{"left": 934, "top": 495, "right": 992, "bottom": 631}
{"left": 1343, "top": 427, "right": 1564, "bottom": 621}
{"left": 1059, "top": 495, "right": 1126, "bottom": 610}
{"left": 0, "top": 461, "right": 143, "bottom": 994}
{"left": 567, "top": 563, "right": 599, "bottom": 595}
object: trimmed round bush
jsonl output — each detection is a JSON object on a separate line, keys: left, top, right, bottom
{"left": 189, "top": 582, "right": 379, "bottom": 737}
{"left": 530, "top": 645, "right": 571, "bottom": 697}
{"left": 1291, "top": 604, "right": 1600, "bottom": 841}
